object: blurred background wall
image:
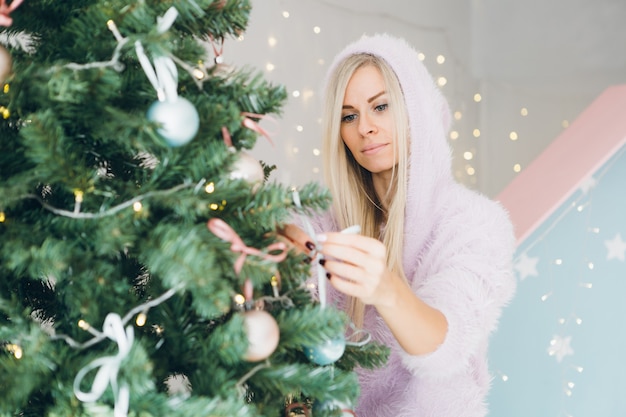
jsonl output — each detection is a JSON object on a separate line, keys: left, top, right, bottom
{"left": 222, "top": 0, "right": 626, "bottom": 197}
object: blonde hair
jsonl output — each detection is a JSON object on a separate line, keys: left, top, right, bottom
{"left": 322, "top": 54, "right": 409, "bottom": 327}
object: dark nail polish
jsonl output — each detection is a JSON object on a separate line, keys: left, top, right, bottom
{"left": 303, "top": 257, "right": 312, "bottom": 264}
{"left": 319, "top": 258, "right": 326, "bottom": 266}
{"left": 326, "top": 272, "right": 331, "bottom": 280}
{"left": 305, "top": 241, "right": 316, "bottom": 251}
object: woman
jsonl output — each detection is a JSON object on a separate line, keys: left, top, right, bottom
{"left": 285, "top": 34, "right": 516, "bottom": 416}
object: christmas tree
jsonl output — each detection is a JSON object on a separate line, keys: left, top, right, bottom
{"left": 0, "top": 1, "right": 387, "bottom": 416}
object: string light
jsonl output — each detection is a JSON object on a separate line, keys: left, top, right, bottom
{"left": 436, "top": 54, "right": 445, "bottom": 64}
{"left": 313, "top": 26, "right": 321, "bottom": 34}
{"left": 132, "top": 201, "right": 143, "bottom": 212}
{"left": 6, "top": 343, "right": 23, "bottom": 359}
{"left": 472, "top": 129, "right": 481, "bottom": 138}
{"left": 0, "top": 211, "right": 5, "bottom": 222}
{"left": 234, "top": 294, "right": 246, "bottom": 306}
{"left": 473, "top": 93, "right": 482, "bottom": 102}
{"left": 450, "top": 130, "right": 459, "bottom": 140}
{"left": 509, "top": 131, "right": 518, "bottom": 141}
{"left": 205, "top": 182, "right": 215, "bottom": 193}
{"left": 135, "top": 313, "right": 147, "bottom": 327}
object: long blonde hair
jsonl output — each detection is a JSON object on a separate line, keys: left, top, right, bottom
{"left": 322, "top": 54, "right": 409, "bottom": 326}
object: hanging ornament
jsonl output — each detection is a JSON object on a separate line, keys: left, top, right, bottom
{"left": 135, "top": 7, "right": 199, "bottom": 147}
{"left": 146, "top": 97, "right": 199, "bottom": 147}
{"left": 242, "top": 308, "right": 280, "bottom": 362}
{"left": 313, "top": 399, "right": 356, "bottom": 416}
{"left": 302, "top": 334, "right": 346, "bottom": 366}
{"left": 0, "top": 43, "right": 11, "bottom": 85}
{"left": 239, "top": 278, "right": 280, "bottom": 362}
{"left": 229, "top": 150, "right": 265, "bottom": 184}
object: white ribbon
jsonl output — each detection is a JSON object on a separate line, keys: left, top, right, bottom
{"left": 135, "top": 6, "right": 180, "bottom": 102}
{"left": 292, "top": 190, "right": 361, "bottom": 308}
{"left": 292, "top": 190, "right": 328, "bottom": 307}
{"left": 73, "top": 313, "right": 134, "bottom": 417}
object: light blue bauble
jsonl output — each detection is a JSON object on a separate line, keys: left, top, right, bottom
{"left": 303, "top": 335, "right": 346, "bottom": 365}
{"left": 147, "top": 97, "right": 199, "bottom": 147}
{"left": 313, "top": 399, "right": 355, "bottom": 416}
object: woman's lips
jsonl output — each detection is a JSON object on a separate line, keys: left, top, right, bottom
{"left": 362, "top": 143, "right": 388, "bottom": 155}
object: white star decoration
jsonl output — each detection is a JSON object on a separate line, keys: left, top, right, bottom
{"left": 547, "top": 335, "right": 574, "bottom": 363}
{"left": 514, "top": 252, "right": 539, "bottom": 280}
{"left": 605, "top": 233, "right": 626, "bottom": 261}
{"left": 578, "top": 175, "right": 597, "bottom": 194}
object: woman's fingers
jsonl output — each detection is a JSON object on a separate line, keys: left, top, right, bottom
{"left": 317, "top": 232, "right": 386, "bottom": 261}
{"left": 276, "top": 223, "right": 316, "bottom": 256}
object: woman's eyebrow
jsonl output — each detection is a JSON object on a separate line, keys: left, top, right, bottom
{"left": 367, "top": 91, "right": 386, "bottom": 103}
{"left": 342, "top": 91, "right": 387, "bottom": 109}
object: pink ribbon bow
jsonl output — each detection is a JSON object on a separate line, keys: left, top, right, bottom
{"left": 207, "top": 218, "right": 287, "bottom": 275}
{"left": 0, "top": 0, "right": 24, "bottom": 27}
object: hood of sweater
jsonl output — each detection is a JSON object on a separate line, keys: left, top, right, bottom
{"left": 325, "top": 33, "right": 454, "bottom": 277}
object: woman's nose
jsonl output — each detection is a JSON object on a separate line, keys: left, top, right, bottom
{"left": 358, "top": 113, "right": 376, "bottom": 136}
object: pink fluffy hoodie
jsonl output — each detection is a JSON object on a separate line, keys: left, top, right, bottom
{"left": 312, "top": 34, "right": 517, "bottom": 416}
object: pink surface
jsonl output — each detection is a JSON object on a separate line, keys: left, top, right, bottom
{"left": 496, "top": 84, "right": 626, "bottom": 245}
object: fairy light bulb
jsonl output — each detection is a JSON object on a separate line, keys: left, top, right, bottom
{"left": 454, "top": 111, "right": 462, "bottom": 120}
{"left": 7, "top": 343, "right": 22, "bottom": 359}
{"left": 436, "top": 76, "right": 447, "bottom": 87}
{"left": 234, "top": 294, "right": 246, "bottom": 306}
{"left": 473, "top": 93, "right": 482, "bottom": 102}
{"left": 133, "top": 201, "right": 143, "bottom": 212}
{"left": 513, "top": 164, "right": 521, "bottom": 173}
{"left": 205, "top": 182, "right": 215, "bottom": 193}
{"left": 436, "top": 54, "right": 445, "bottom": 64}
{"left": 0, "top": 211, "right": 5, "bottom": 222}
{"left": 78, "top": 319, "right": 89, "bottom": 330}
{"left": 473, "top": 129, "right": 481, "bottom": 138}
{"left": 417, "top": 52, "right": 425, "bottom": 61}
{"left": 266, "top": 63, "right": 275, "bottom": 72}
{"left": 136, "top": 312, "right": 147, "bottom": 327}
{"left": 509, "top": 131, "right": 518, "bottom": 141}
{"left": 312, "top": 148, "right": 320, "bottom": 156}
{"left": 520, "top": 107, "right": 528, "bottom": 116}
{"left": 74, "top": 190, "right": 84, "bottom": 203}
{"left": 463, "top": 151, "right": 473, "bottom": 160}
{"left": 282, "top": 11, "right": 290, "bottom": 18}
{"left": 313, "top": 26, "right": 321, "bottom": 34}
{"left": 450, "top": 131, "right": 459, "bottom": 140}
{"left": 268, "top": 36, "right": 277, "bottom": 47}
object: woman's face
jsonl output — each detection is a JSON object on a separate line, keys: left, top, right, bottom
{"left": 340, "top": 64, "right": 397, "bottom": 176}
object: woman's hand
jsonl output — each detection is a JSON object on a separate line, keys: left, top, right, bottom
{"left": 318, "top": 232, "right": 448, "bottom": 355}
{"left": 317, "top": 232, "right": 397, "bottom": 307}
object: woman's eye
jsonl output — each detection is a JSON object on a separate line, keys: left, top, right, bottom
{"left": 341, "top": 114, "right": 357, "bottom": 123}
{"left": 374, "top": 103, "right": 388, "bottom": 112}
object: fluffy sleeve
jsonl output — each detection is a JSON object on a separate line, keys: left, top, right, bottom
{"left": 398, "top": 188, "right": 516, "bottom": 378}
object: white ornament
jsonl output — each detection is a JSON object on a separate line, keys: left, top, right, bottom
{"left": 147, "top": 97, "right": 199, "bottom": 147}
{"left": 242, "top": 310, "right": 280, "bottom": 362}
{"left": 229, "top": 151, "right": 265, "bottom": 184}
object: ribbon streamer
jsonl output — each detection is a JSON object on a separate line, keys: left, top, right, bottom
{"left": 207, "top": 218, "right": 287, "bottom": 275}
{"left": 292, "top": 189, "right": 328, "bottom": 307}
{"left": 135, "top": 6, "right": 179, "bottom": 102}
{"left": 73, "top": 313, "right": 133, "bottom": 417}
{"left": 0, "top": 0, "right": 23, "bottom": 27}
